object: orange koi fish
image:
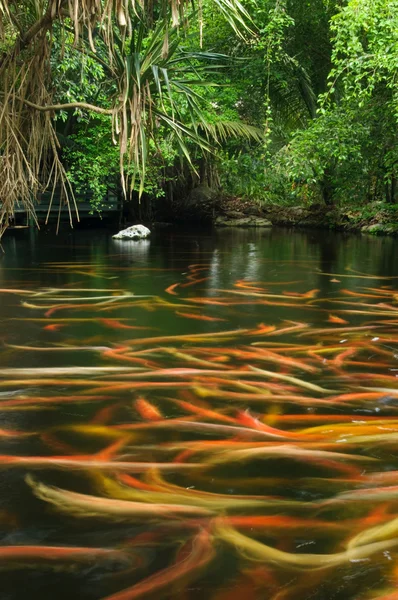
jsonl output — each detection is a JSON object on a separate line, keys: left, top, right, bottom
{"left": 261, "top": 321, "right": 309, "bottom": 336}
{"left": 95, "top": 438, "right": 129, "bottom": 461}
{"left": 172, "top": 399, "right": 236, "bottom": 424}
{"left": 367, "top": 591, "right": 398, "bottom": 600}
{"left": 117, "top": 419, "right": 294, "bottom": 440}
{"left": 282, "top": 289, "right": 319, "bottom": 299}
{"left": 185, "top": 297, "right": 231, "bottom": 306}
{"left": 100, "top": 529, "right": 214, "bottom": 600}
{"left": 328, "top": 314, "right": 348, "bottom": 324}
{"left": 327, "top": 391, "right": 385, "bottom": 403}
{"left": 365, "top": 471, "right": 398, "bottom": 485}
{"left": 249, "top": 347, "right": 317, "bottom": 373}
{"left": 0, "top": 428, "right": 34, "bottom": 438}
{"left": 99, "top": 319, "right": 147, "bottom": 330}
{"left": 165, "top": 283, "right": 180, "bottom": 295}
{"left": 180, "top": 277, "right": 209, "bottom": 288}
{"left": 234, "top": 279, "right": 268, "bottom": 293}
{"left": 264, "top": 414, "right": 391, "bottom": 424}
{"left": 134, "top": 397, "right": 163, "bottom": 421}
{"left": 363, "top": 287, "right": 393, "bottom": 296}
{"left": 175, "top": 311, "right": 226, "bottom": 322}
{"left": 235, "top": 411, "right": 307, "bottom": 441}
{"left": 102, "top": 347, "right": 160, "bottom": 368}
{"left": 250, "top": 324, "right": 276, "bottom": 335}
{"left": 226, "top": 515, "right": 345, "bottom": 533}
{"left": 91, "top": 403, "right": 122, "bottom": 425}
{"left": 332, "top": 347, "right": 357, "bottom": 367}
{"left": 193, "top": 386, "right": 333, "bottom": 407}
{"left": 341, "top": 289, "right": 385, "bottom": 299}
{"left": 43, "top": 323, "right": 65, "bottom": 332}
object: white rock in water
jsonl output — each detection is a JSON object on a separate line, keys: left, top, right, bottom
{"left": 112, "top": 225, "right": 151, "bottom": 240}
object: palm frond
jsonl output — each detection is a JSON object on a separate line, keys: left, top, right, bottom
{"left": 0, "top": 0, "right": 254, "bottom": 235}
{"left": 199, "top": 120, "right": 264, "bottom": 144}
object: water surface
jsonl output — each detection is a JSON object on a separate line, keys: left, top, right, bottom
{"left": 0, "top": 227, "right": 397, "bottom": 600}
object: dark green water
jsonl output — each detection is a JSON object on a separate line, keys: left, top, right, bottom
{"left": 0, "top": 227, "right": 397, "bottom": 600}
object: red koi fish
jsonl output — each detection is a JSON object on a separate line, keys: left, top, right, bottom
{"left": 100, "top": 529, "right": 214, "bottom": 600}
{"left": 95, "top": 438, "right": 129, "bottom": 461}
{"left": 175, "top": 311, "right": 226, "bottom": 322}
{"left": 41, "top": 433, "right": 77, "bottom": 455}
{"left": 98, "top": 317, "right": 138, "bottom": 329}
{"left": 180, "top": 277, "right": 209, "bottom": 288}
{"left": 226, "top": 515, "right": 345, "bottom": 533}
{"left": 91, "top": 403, "right": 122, "bottom": 425}
{"left": 43, "top": 324, "right": 65, "bottom": 332}
{"left": 134, "top": 397, "right": 163, "bottom": 421}
{"left": 117, "top": 474, "right": 158, "bottom": 492}
{"left": 235, "top": 410, "right": 306, "bottom": 441}
{"left": 99, "top": 319, "right": 147, "bottom": 330}
{"left": 45, "top": 304, "right": 95, "bottom": 317}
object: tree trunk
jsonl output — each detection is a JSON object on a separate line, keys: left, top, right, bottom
{"left": 391, "top": 175, "right": 397, "bottom": 203}
{"left": 320, "top": 168, "right": 334, "bottom": 206}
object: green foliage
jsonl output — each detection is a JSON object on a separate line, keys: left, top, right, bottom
{"left": 51, "top": 9, "right": 265, "bottom": 213}
{"left": 0, "top": 0, "right": 257, "bottom": 233}
{"left": 255, "top": 0, "right": 398, "bottom": 209}
{"left": 325, "top": 0, "right": 398, "bottom": 110}
{"left": 3, "top": 0, "right": 398, "bottom": 223}
{"left": 217, "top": 148, "right": 268, "bottom": 201}
{"left": 64, "top": 117, "right": 178, "bottom": 213}
{"left": 277, "top": 108, "right": 368, "bottom": 204}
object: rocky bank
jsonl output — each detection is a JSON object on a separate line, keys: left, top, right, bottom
{"left": 214, "top": 197, "right": 398, "bottom": 235}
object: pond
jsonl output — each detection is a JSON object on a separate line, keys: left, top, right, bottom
{"left": 0, "top": 226, "right": 397, "bottom": 600}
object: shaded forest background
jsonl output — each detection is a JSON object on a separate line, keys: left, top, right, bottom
{"left": 0, "top": 0, "right": 397, "bottom": 231}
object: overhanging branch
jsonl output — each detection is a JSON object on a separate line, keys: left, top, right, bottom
{"left": 20, "top": 98, "right": 115, "bottom": 115}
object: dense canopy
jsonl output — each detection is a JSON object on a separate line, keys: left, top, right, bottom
{"left": 0, "top": 0, "right": 397, "bottom": 234}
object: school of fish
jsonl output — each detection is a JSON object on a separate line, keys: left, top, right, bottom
{"left": 1, "top": 257, "right": 398, "bottom": 600}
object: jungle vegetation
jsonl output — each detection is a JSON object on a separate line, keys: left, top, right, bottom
{"left": 0, "top": 0, "right": 397, "bottom": 233}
